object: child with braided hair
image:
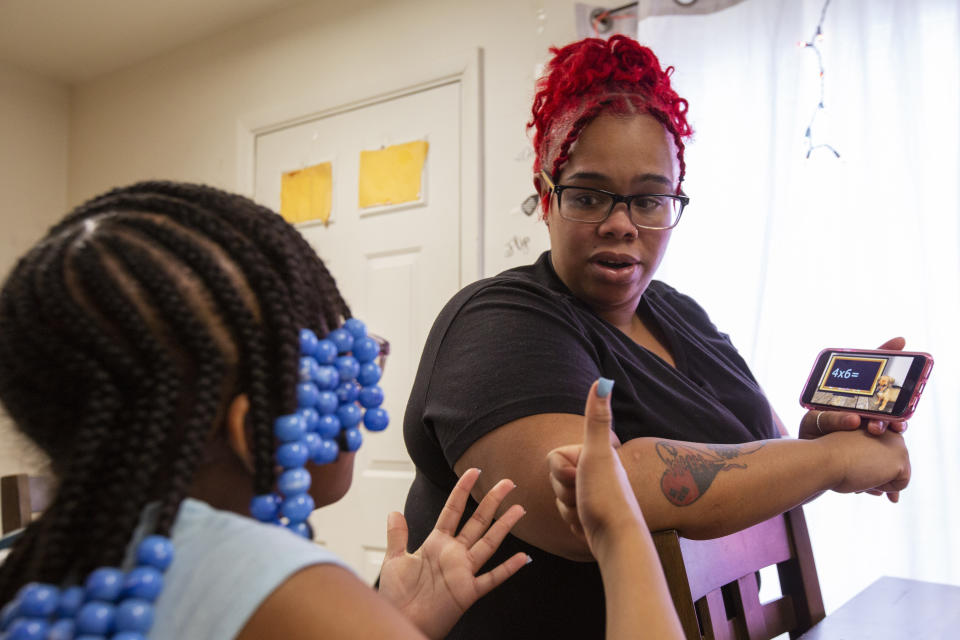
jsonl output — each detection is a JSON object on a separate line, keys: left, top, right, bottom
{"left": 403, "top": 35, "right": 911, "bottom": 638}
{"left": 0, "top": 181, "right": 531, "bottom": 639}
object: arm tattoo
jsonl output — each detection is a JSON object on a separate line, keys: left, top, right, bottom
{"left": 656, "top": 441, "right": 766, "bottom": 507}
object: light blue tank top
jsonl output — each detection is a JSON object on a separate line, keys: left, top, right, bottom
{"left": 125, "top": 498, "right": 351, "bottom": 639}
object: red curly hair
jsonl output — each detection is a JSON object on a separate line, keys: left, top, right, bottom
{"left": 529, "top": 36, "right": 693, "bottom": 211}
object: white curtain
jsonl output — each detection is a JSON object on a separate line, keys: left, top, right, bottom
{"left": 638, "top": 0, "right": 959, "bottom": 611}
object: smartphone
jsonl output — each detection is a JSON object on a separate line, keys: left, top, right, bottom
{"left": 800, "top": 348, "right": 934, "bottom": 420}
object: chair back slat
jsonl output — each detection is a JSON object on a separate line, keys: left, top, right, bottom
{"left": 1, "top": 474, "right": 53, "bottom": 534}
{"left": 679, "top": 516, "right": 791, "bottom": 601}
{"left": 736, "top": 573, "right": 767, "bottom": 637}
{"left": 653, "top": 506, "right": 825, "bottom": 640}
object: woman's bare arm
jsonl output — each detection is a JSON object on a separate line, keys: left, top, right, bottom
{"left": 456, "top": 413, "right": 910, "bottom": 560}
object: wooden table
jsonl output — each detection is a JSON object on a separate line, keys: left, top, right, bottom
{"left": 798, "top": 576, "right": 960, "bottom": 639}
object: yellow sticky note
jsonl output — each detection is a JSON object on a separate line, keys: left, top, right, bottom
{"left": 280, "top": 162, "right": 332, "bottom": 225}
{"left": 358, "top": 140, "right": 429, "bottom": 208}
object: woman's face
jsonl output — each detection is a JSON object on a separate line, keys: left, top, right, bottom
{"left": 545, "top": 112, "right": 679, "bottom": 320}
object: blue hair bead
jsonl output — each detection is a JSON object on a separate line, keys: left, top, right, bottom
{"left": 363, "top": 407, "right": 390, "bottom": 432}
{"left": 334, "top": 355, "right": 360, "bottom": 382}
{"left": 274, "top": 414, "right": 307, "bottom": 442}
{"left": 114, "top": 599, "right": 154, "bottom": 633}
{"left": 343, "top": 427, "right": 363, "bottom": 452}
{"left": 47, "top": 618, "right": 75, "bottom": 640}
{"left": 328, "top": 328, "right": 354, "bottom": 353}
{"left": 312, "top": 439, "right": 339, "bottom": 465}
{"left": 298, "top": 356, "right": 321, "bottom": 383}
{"left": 75, "top": 601, "right": 115, "bottom": 635}
{"left": 122, "top": 567, "right": 164, "bottom": 602}
{"left": 357, "top": 362, "right": 382, "bottom": 387}
{"left": 85, "top": 568, "right": 124, "bottom": 602}
{"left": 296, "top": 382, "right": 321, "bottom": 409}
{"left": 335, "top": 381, "right": 360, "bottom": 404}
{"left": 7, "top": 618, "right": 48, "bottom": 640}
{"left": 352, "top": 336, "right": 379, "bottom": 363}
{"left": 299, "top": 328, "right": 319, "bottom": 356}
{"left": 299, "top": 407, "right": 321, "bottom": 432}
{"left": 276, "top": 441, "right": 309, "bottom": 469}
{"left": 313, "top": 339, "right": 338, "bottom": 365}
{"left": 286, "top": 521, "right": 312, "bottom": 539}
{"left": 335, "top": 403, "right": 362, "bottom": 428}
{"left": 57, "top": 586, "right": 85, "bottom": 618}
{"left": 18, "top": 583, "right": 59, "bottom": 618}
{"left": 315, "top": 414, "right": 341, "bottom": 439}
{"left": 302, "top": 432, "right": 323, "bottom": 459}
{"left": 315, "top": 390, "right": 338, "bottom": 415}
{"left": 312, "top": 365, "right": 339, "bottom": 390}
{"left": 249, "top": 493, "right": 281, "bottom": 522}
{"left": 278, "top": 468, "right": 311, "bottom": 496}
{"left": 135, "top": 536, "right": 174, "bottom": 572}
{"left": 280, "top": 494, "right": 315, "bottom": 522}
{"left": 343, "top": 317, "right": 367, "bottom": 338}
{"left": 358, "top": 385, "right": 384, "bottom": 408}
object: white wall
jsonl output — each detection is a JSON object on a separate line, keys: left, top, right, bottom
{"left": 1, "top": 0, "right": 574, "bottom": 518}
{"left": 68, "top": 0, "right": 574, "bottom": 278}
{"left": 0, "top": 61, "right": 70, "bottom": 478}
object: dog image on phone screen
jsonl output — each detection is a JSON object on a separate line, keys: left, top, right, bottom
{"left": 874, "top": 375, "right": 897, "bottom": 411}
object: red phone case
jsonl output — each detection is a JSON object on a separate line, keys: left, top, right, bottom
{"left": 799, "top": 348, "right": 934, "bottom": 420}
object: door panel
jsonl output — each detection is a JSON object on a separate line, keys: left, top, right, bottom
{"left": 254, "top": 81, "right": 461, "bottom": 582}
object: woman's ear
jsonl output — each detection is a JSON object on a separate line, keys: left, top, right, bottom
{"left": 225, "top": 394, "right": 255, "bottom": 473}
{"left": 534, "top": 174, "right": 552, "bottom": 225}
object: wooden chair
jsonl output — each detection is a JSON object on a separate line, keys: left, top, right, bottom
{"left": 653, "top": 506, "right": 825, "bottom": 640}
{"left": 1, "top": 474, "right": 53, "bottom": 534}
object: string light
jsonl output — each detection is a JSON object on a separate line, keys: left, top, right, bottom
{"left": 800, "top": 0, "right": 840, "bottom": 159}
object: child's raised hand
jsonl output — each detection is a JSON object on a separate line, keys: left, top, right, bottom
{"left": 378, "top": 468, "right": 528, "bottom": 639}
{"left": 547, "top": 378, "right": 646, "bottom": 557}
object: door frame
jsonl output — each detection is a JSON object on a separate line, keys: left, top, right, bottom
{"left": 236, "top": 48, "right": 484, "bottom": 285}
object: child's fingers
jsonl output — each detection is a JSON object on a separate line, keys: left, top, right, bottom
{"left": 384, "top": 511, "right": 409, "bottom": 561}
{"left": 468, "top": 503, "right": 526, "bottom": 569}
{"left": 473, "top": 551, "right": 532, "bottom": 599}
{"left": 583, "top": 378, "right": 615, "bottom": 455}
{"left": 434, "top": 467, "right": 481, "bottom": 535}
{"left": 457, "top": 478, "right": 517, "bottom": 545}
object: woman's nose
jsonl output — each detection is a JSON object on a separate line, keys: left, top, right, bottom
{"left": 597, "top": 203, "right": 638, "bottom": 238}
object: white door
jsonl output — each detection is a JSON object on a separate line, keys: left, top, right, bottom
{"left": 254, "top": 80, "right": 463, "bottom": 582}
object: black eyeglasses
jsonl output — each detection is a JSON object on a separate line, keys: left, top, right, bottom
{"left": 540, "top": 170, "right": 688, "bottom": 230}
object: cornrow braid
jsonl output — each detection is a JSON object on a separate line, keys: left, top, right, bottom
{"left": 0, "top": 181, "right": 350, "bottom": 603}
{"left": 528, "top": 35, "right": 694, "bottom": 210}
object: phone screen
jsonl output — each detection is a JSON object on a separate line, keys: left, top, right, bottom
{"left": 800, "top": 349, "right": 932, "bottom": 418}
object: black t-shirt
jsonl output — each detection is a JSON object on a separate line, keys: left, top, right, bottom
{"left": 403, "top": 251, "right": 776, "bottom": 638}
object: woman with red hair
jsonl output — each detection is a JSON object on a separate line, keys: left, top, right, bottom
{"left": 403, "top": 36, "right": 910, "bottom": 638}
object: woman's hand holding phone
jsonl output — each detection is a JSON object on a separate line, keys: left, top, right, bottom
{"left": 799, "top": 337, "right": 926, "bottom": 439}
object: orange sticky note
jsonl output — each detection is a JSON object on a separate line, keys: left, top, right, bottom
{"left": 280, "top": 162, "right": 332, "bottom": 225}
{"left": 358, "top": 141, "right": 429, "bottom": 208}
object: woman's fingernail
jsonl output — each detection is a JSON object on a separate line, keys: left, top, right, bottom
{"left": 525, "top": 554, "right": 534, "bottom": 565}
{"left": 597, "top": 377, "right": 614, "bottom": 398}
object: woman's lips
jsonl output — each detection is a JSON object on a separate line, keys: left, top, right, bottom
{"left": 588, "top": 254, "right": 640, "bottom": 282}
